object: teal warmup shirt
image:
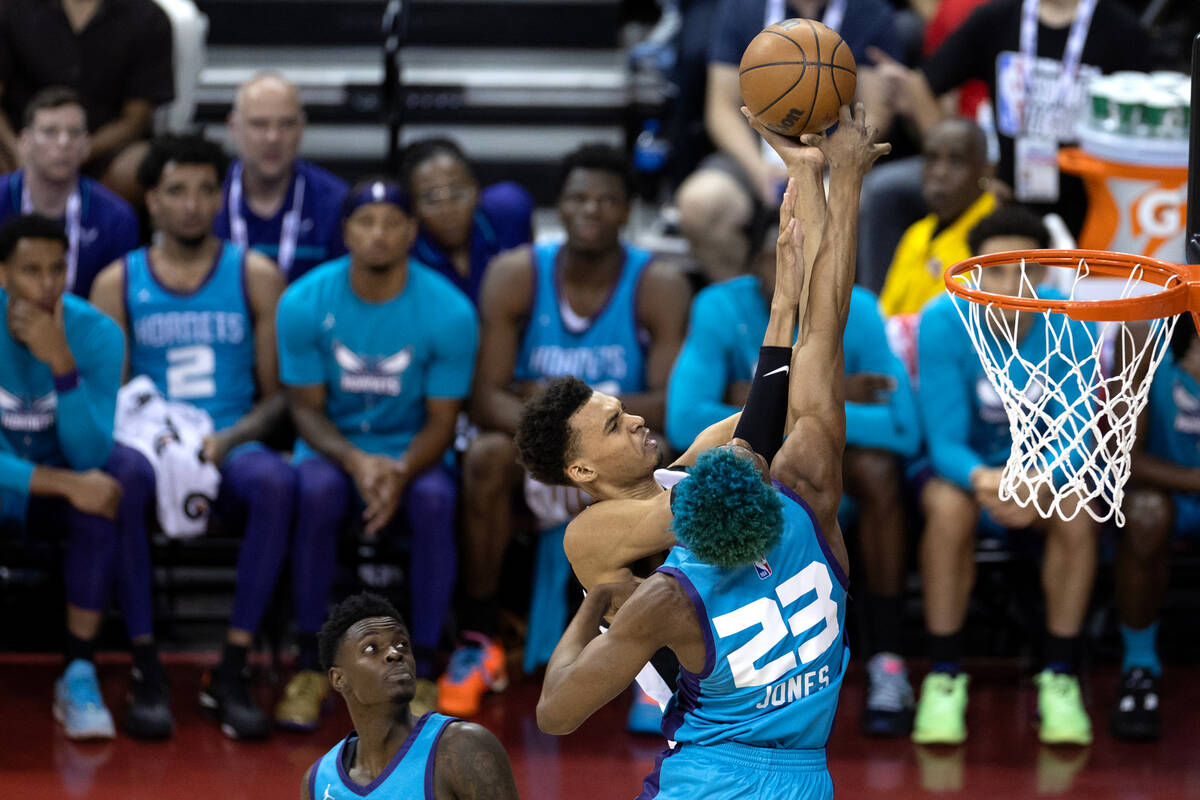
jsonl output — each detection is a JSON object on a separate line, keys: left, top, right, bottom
{"left": 309, "top": 712, "right": 456, "bottom": 800}
{"left": 917, "top": 290, "right": 1095, "bottom": 489}
{"left": 658, "top": 482, "right": 849, "bottom": 750}
{"left": 276, "top": 257, "right": 478, "bottom": 460}
{"left": 1147, "top": 356, "right": 1200, "bottom": 467}
{"left": 666, "top": 277, "right": 920, "bottom": 457}
{"left": 124, "top": 242, "right": 256, "bottom": 432}
{"left": 0, "top": 289, "right": 123, "bottom": 497}
{"left": 513, "top": 241, "right": 652, "bottom": 395}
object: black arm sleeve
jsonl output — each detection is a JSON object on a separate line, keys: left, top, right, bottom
{"left": 732, "top": 345, "right": 792, "bottom": 463}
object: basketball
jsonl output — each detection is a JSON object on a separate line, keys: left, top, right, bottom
{"left": 739, "top": 18, "right": 857, "bottom": 137}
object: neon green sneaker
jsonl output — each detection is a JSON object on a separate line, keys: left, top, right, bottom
{"left": 1035, "top": 670, "right": 1092, "bottom": 745}
{"left": 912, "top": 672, "right": 968, "bottom": 744}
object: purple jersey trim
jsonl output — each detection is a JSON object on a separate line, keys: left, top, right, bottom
{"left": 52, "top": 369, "right": 80, "bottom": 393}
{"left": 550, "top": 243, "right": 633, "bottom": 333}
{"left": 334, "top": 711, "right": 433, "bottom": 797}
{"left": 422, "top": 716, "right": 455, "bottom": 799}
{"left": 771, "top": 480, "right": 850, "bottom": 592}
{"left": 144, "top": 242, "right": 227, "bottom": 299}
{"left": 120, "top": 254, "right": 131, "bottom": 339}
{"left": 655, "top": 566, "right": 715, "bottom": 678}
{"left": 307, "top": 762, "right": 319, "bottom": 800}
{"left": 636, "top": 744, "right": 681, "bottom": 799}
{"left": 238, "top": 246, "right": 252, "bottom": 319}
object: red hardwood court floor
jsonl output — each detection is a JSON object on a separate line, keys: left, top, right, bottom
{"left": 3, "top": 656, "right": 1200, "bottom": 799}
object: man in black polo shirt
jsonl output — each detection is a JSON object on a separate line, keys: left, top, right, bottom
{"left": 0, "top": 0, "right": 174, "bottom": 204}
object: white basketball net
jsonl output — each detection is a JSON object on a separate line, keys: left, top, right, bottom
{"left": 952, "top": 256, "right": 1180, "bottom": 526}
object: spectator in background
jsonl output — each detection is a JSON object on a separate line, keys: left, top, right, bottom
{"left": 453, "top": 144, "right": 690, "bottom": 722}
{"left": 879, "top": 117, "right": 994, "bottom": 317}
{"left": 666, "top": 175, "right": 921, "bottom": 737}
{"left": 674, "top": 0, "right": 904, "bottom": 284}
{"left": 0, "top": 87, "right": 139, "bottom": 299}
{"left": 0, "top": 0, "right": 175, "bottom": 205}
{"left": 216, "top": 73, "right": 348, "bottom": 284}
{"left": 870, "top": 0, "right": 1152, "bottom": 236}
{"left": 0, "top": 214, "right": 161, "bottom": 741}
{"left": 1109, "top": 321, "right": 1200, "bottom": 743}
{"left": 913, "top": 207, "right": 1096, "bottom": 746}
{"left": 90, "top": 135, "right": 294, "bottom": 742}
{"left": 401, "top": 138, "right": 534, "bottom": 307}
{"left": 920, "top": 0, "right": 991, "bottom": 118}
{"left": 277, "top": 178, "right": 478, "bottom": 730}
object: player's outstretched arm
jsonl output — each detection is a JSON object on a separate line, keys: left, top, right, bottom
{"left": 538, "top": 575, "right": 702, "bottom": 735}
{"left": 765, "top": 104, "right": 889, "bottom": 535}
{"left": 434, "top": 722, "right": 521, "bottom": 800}
{"left": 673, "top": 177, "right": 809, "bottom": 465}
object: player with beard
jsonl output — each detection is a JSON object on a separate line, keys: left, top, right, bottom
{"left": 277, "top": 179, "right": 477, "bottom": 729}
{"left": 303, "top": 592, "right": 519, "bottom": 799}
{"left": 90, "top": 134, "right": 296, "bottom": 740}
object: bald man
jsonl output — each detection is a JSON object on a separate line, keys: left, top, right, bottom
{"left": 216, "top": 73, "right": 348, "bottom": 283}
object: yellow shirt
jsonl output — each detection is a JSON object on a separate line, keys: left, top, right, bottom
{"left": 879, "top": 192, "right": 997, "bottom": 317}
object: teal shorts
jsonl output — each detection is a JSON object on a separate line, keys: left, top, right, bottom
{"left": 636, "top": 741, "right": 832, "bottom": 800}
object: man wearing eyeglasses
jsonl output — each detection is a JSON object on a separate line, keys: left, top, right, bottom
{"left": 0, "top": 86, "right": 139, "bottom": 299}
{"left": 216, "top": 73, "right": 347, "bottom": 284}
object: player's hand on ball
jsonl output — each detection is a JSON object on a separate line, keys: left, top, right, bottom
{"left": 740, "top": 107, "right": 825, "bottom": 174}
{"left": 67, "top": 469, "right": 123, "bottom": 520}
{"left": 800, "top": 103, "right": 890, "bottom": 173}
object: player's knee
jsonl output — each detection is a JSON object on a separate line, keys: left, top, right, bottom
{"left": 844, "top": 447, "right": 902, "bottom": 506}
{"left": 921, "top": 478, "right": 977, "bottom": 543}
{"left": 246, "top": 458, "right": 297, "bottom": 504}
{"left": 1122, "top": 488, "right": 1173, "bottom": 560}
{"left": 297, "top": 459, "right": 350, "bottom": 507}
{"left": 104, "top": 443, "right": 154, "bottom": 492}
{"left": 408, "top": 469, "right": 458, "bottom": 518}
{"left": 463, "top": 432, "right": 517, "bottom": 491}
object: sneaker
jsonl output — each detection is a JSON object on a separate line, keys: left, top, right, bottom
{"left": 626, "top": 685, "right": 664, "bottom": 735}
{"left": 124, "top": 665, "right": 174, "bottom": 740}
{"left": 437, "top": 633, "right": 507, "bottom": 717}
{"left": 1035, "top": 670, "right": 1092, "bottom": 745}
{"left": 274, "top": 670, "right": 329, "bottom": 732}
{"left": 54, "top": 659, "right": 116, "bottom": 741}
{"left": 411, "top": 678, "right": 438, "bottom": 718}
{"left": 200, "top": 668, "right": 270, "bottom": 740}
{"left": 862, "top": 652, "right": 915, "bottom": 737}
{"left": 911, "top": 672, "right": 968, "bottom": 745}
{"left": 1110, "top": 668, "right": 1160, "bottom": 742}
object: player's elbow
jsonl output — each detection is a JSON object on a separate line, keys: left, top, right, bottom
{"left": 536, "top": 694, "right": 580, "bottom": 736}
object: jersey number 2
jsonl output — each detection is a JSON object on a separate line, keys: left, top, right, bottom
{"left": 167, "top": 345, "right": 216, "bottom": 399}
{"left": 711, "top": 562, "right": 839, "bottom": 688}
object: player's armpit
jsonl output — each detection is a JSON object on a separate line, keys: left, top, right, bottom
{"left": 434, "top": 722, "right": 520, "bottom": 800}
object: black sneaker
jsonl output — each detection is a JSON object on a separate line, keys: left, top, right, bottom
{"left": 125, "top": 665, "right": 174, "bottom": 740}
{"left": 1110, "top": 668, "right": 1161, "bottom": 742}
{"left": 200, "top": 668, "right": 270, "bottom": 740}
{"left": 861, "top": 652, "right": 915, "bottom": 737}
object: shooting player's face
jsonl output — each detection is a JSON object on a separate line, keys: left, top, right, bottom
{"left": 2, "top": 237, "right": 67, "bottom": 312}
{"left": 329, "top": 617, "right": 416, "bottom": 708}
{"left": 565, "top": 391, "right": 659, "bottom": 487}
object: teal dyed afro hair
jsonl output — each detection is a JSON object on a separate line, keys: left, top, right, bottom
{"left": 669, "top": 448, "right": 783, "bottom": 568}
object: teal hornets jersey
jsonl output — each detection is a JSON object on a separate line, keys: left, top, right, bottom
{"left": 1147, "top": 356, "right": 1200, "bottom": 469}
{"left": 124, "top": 243, "right": 256, "bottom": 431}
{"left": 309, "top": 712, "right": 456, "bottom": 800}
{"left": 513, "top": 241, "right": 652, "bottom": 395}
{"left": 657, "top": 481, "right": 849, "bottom": 750}
{"left": 276, "top": 257, "right": 478, "bottom": 460}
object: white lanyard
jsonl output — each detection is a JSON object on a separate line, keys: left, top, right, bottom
{"left": 22, "top": 176, "right": 81, "bottom": 292}
{"left": 228, "top": 160, "right": 306, "bottom": 275}
{"left": 1018, "top": 0, "right": 1097, "bottom": 133}
{"left": 765, "top": 0, "right": 847, "bottom": 32}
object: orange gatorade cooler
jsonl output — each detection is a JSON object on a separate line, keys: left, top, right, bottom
{"left": 1059, "top": 73, "right": 1190, "bottom": 261}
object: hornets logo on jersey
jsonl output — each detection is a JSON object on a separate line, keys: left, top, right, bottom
{"left": 0, "top": 388, "right": 56, "bottom": 433}
{"left": 333, "top": 342, "right": 412, "bottom": 396}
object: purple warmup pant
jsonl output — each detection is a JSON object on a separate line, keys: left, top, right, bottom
{"left": 0, "top": 449, "right": 132, "bottom": 613}
{"left": 291, "top": 456, "right": 457, "bottom": 656}
{"left": 110, "top": 444, "right": 296, "bottom": 640}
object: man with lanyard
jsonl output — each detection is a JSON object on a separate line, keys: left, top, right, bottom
{"left": 870, "top": 0, "right": 1151, "bottom": 235}
{"left": 216, "top": 73, "right": 348, "bottom": 284}
{"left": 675, "top": 0, "right": 900, "bottom": 285}
{"left": 0, "top": 86, "right": 139, "bottom": 299}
